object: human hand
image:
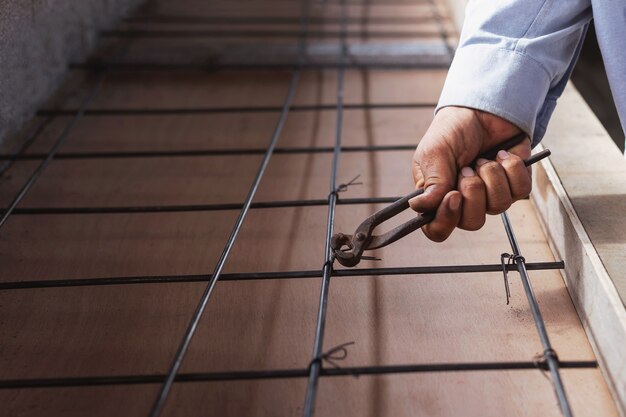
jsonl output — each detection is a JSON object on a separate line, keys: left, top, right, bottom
{"left": 410, "top": 106, "right": 532, "bottom": 242}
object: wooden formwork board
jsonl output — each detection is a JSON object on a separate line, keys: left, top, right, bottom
{"left": 0, "top": 67, "right": 619, "bottom": 416}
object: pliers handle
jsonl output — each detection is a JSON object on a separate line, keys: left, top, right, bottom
{"left": 331, "top": 133, "right": 550, "bottom": 267}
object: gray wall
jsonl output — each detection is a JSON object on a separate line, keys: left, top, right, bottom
{"left": 0, "top": 0, "right": 143, "bottom": 143}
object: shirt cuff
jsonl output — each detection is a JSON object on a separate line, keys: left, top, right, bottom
{"left": 437, "top": 45, "right": 552, "bottom": 143}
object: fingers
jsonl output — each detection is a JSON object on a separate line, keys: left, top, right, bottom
{"left": 457, "top": 167, "right": 486, "bottom": 231}
{"left": 496, "top": 150, "right": 532, "bottom": 199}
{"left": 414, "top": 146, "right": 533, "bottom": 241}
{"left": 474, "top": 148, "right": 533, "bottom": 215}
{"left": 476, "top": 158, "right": 513, "bottom": 214}
{"left": 421, "top": 191, "right": 463, "bottom": 242}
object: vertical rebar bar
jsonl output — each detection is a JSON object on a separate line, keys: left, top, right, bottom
{"left": 147, "top": 72, "right": 301, "bottom": 417}
{"left": 501, "top": 212, "right": 573, "bottom": 417}
{"left": 302, "top": 0, "right": 349, "bottom": 415}
{"left": 147, "top": 0, "right": 312, "bottom": 414}
{"left": 0, "top": 75, "right": 105, "bottom": 230}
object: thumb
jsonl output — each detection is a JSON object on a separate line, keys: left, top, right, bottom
{"left": 409, "top": 146, "right": 457, "bottom": 213}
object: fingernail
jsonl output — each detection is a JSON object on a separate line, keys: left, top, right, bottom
{"left": 476, "top": 158, "right": 489, "bottom": 166}
{"left": 449, "top": 193, "right": 461, "bottom": 211}
{"left": 497, "top": 150, "right": 509, "bottom": 159}
{"left": 461, "top": 167, "right": 475, "bottom": 177}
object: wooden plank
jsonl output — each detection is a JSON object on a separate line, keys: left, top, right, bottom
{"left": 0, "top": 200, "right": 574, "bottom": 282}
{"left": 0, "top": 283, "right": 204, "bottom": 378}
{"left": 97, "top": 37, "right": 450, "bottom": 70}
{"left": 146, "top": 1, "right": 437, "bottom": 20}
{"left": 118, "top": 21, "right": 452, "bottom": 33}
{"left": 0, "top": 211, "right": 238, "bottom": 282}
{"left": 76, "top": 72, "right": 291, "bottom": 109}
{"left": 0, "top": 280, "right": 320, "bottom": 379}
{"left": 60, "top": 70, "right": 446, "bottom": 110}
{"left": 0, "top": 150, "right": 417, "bottom": 207}
{"left": 27, "top": 108, "right": 431, "bottom": 154}
{"left": 0, "top": 156, "right": 262, "bottom": 207}
{"left": 1, "top": 371, "right": 617, "bottom": 417}
{"left": 315, "top": 370, "right": 617, "bottom": 417}
{"left": 0, "top": 385, "right": 157, "bottom": 417}
{"left": 322, "top": 271, "right": 595, "bottom": 365}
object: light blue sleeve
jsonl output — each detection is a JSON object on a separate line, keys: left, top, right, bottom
{"left": 437, "top": 0, "right": 593, "bottom": 145}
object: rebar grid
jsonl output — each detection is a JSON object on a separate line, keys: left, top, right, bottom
{"left": 0, "top": 1, "right": 581, "bottom": 416}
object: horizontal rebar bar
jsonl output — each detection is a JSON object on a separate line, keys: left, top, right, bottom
{"left": 6, "top": 196, "right": 401, "bottom": 215}
{"left": 0, "top": 116, "right": 55, "bottom": 176}
{"left": 101, "top": 29, "right": 442, "bottom": 39}
{"left": 124, "top": 15, "right": 445, "bottom": 26}
{"left": 0, "top": 360, "right": 596, "bottom": 389}
{"left": 36, "top": 102, "right": 436, "bottom": 117}
{"left": 0, "top": 262, "right": 565, "bottom": 290}
{"left": 69, "top": 61, "right": 451, "bottom": 72}
{"left": 0, "top": 144, "right": 415, "bottom": 161}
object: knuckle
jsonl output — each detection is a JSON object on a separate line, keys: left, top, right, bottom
{"left": 502, "top": 156, "right": 525, "bottom": 172}
{"left": 416, "top": 140, "right": 440, "bottom": 160}
{"left": 478, "top": 161, "right": 502, "bottom": 176}
{"left": 414, "top": 147, "right": 424, "bottom": 162}
{"left": 512, "top": 182, "right": 532, "bottom": 200}
{"left": 460, "top": 176, "right": 485, "bottom": 194}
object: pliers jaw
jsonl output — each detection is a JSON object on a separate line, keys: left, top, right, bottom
{"left": 331, "top": 232, "right": 371, "bottom": 267}
{"left": 330, "top": 186, "right": 431, "bottom": 268}
{"left": 331, "top": 210, "right": 433, "bottom": 267}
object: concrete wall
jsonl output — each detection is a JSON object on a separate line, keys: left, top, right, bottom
{"left": 0, "top": 0, "right": 143, "bottom": 143}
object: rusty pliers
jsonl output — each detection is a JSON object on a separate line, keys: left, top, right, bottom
{"left": 331, "top": 133, "right": 551, "bottom": 267}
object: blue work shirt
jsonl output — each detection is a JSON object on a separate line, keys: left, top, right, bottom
{"left": 437, "top": 0, "right": 626, "bottom": 146}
